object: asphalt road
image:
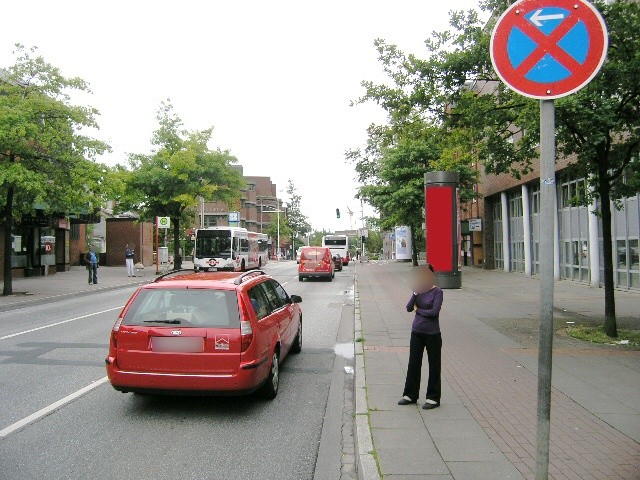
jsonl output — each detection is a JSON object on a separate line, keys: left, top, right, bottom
{"left": 0, "top": 261, "right": 355, "bottom": 480}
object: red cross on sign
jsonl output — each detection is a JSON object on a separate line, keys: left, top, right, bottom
{"left": 490, "top": 0, "right": 608, "bottom": 99}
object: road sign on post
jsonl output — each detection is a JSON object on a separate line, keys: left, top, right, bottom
{"left": 491, "top": 2, "right": 607, "bottom": 479}
{"left": 490, "top": 0, "right": 608, "bottom": 99}
{"left": 157, "top": 217, "right": 170, "bottom": 229}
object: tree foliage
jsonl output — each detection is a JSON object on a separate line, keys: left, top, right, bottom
{"left": 118, "top": 101, "right": 244, "bottom": 270}
{"left": 1, "top": 44, "right": 110, "bottom": 295}
{"left": 285, "top": 179, "right": 311, "bottom": 236}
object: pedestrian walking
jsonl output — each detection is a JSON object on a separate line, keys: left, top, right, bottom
{"left": 85, "top": 249, "right": 99, "bottom": 285}
{"left": 398, "top": 263, "right": 443, "bottom": 409}
{"left": 125, "top": 244, "right": 135, "bottom": 277}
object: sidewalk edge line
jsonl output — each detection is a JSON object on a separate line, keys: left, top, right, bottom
{"left": 353, "top": 270, "right": 382, "bottom": 480}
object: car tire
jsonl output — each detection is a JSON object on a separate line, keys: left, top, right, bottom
{"left": 290, "top": 319, "right": 302, "bottom": 354}
{"left": 298, "top": 275, "right": 303, "bottom": 282}
{"left": 260, "top": 349, "right": 280, "bottom": 400}
{"left": 241, "top": 260, "right": 246, "bottom": 272}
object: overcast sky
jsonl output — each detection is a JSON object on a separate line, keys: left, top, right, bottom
{"left": 2, "top": 0, "right": 481, "bottom": 231}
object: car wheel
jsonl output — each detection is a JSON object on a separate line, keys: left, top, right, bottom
{"left": 291, "top": 319, "right": 302, "bottom": 354}
{"left": 298, "top": 275, "right": 303, "bottom": 282}
{"left": 260, "top": 350, "right": 280, "bottom": 400}
{"left": 241, "top": 260, "right": 246, "bottom": 272}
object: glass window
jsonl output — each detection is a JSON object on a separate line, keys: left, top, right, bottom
{"left": 248, "top": 285, "right": 270, "bottom": 320}
{"left": 629, "top": 239, "right": 639, "bottom": 270}
{"left": 123, "top": 289, "right": 239, "bottom": 327}
{"left": 270, "top": 280, "right": 290, "bottom": 306}
{"left": 196, "top": 229, "right": 231, "bottom": 258}
{"left": 260, "top": 281, "right": 285, "bottom": 311}
{"left": 617, "top": 239, "right": 627, "bottom": 268}
{"left": 203, "top": 215, "right": 218, "bottom": 228}
{"left": 562, "top": 184, "right": 570, "bottom": 208}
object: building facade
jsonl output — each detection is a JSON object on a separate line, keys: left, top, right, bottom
{"left": 197, "top": 166, "right": 280, "bottom": 234}
{"left": 0, "top": 211, "right": 99, "bottom": 279}
{"left": 462, "top": 157, "right": 640, "bottom": 290}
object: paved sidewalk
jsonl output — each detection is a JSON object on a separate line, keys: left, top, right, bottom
{"left": 356, "top": 261, "right": 640, "bottom": 480}
{"left": 0, "top": 263, "right": 163, "bottom": 311}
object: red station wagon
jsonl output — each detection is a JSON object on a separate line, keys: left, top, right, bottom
{"left": 298, "top": 246, "right": 334, "bottom": 281}
{"left": 105, "top": 270, "right": 302, "bottom": 399}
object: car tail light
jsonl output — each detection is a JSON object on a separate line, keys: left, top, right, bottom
{"left": 240, "top": 321, "right": 253, "bottom": 352}
{"left": 238, "top": 297, "right": 254, "bottom": 352}
{"left": 111, "top": 317, "right": 123, "bottom": 348}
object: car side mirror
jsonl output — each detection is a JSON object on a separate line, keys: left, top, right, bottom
{"left": 290, "top": 294, "right": 302, "bottom": 304}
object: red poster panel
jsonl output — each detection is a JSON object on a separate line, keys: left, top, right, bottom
{"left": 425, "top": 186, "right": 453, "bottom": 272}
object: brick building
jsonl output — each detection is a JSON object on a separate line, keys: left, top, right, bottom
{"left": 105, "top": 217, "right": 154, "bottom": 267}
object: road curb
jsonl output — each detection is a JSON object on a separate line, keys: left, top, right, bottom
{"left": 0, "top": 280, "right": 147, "bottom": 313}
{"left": 353, "top": 271, "right": 381, "bottom": 480}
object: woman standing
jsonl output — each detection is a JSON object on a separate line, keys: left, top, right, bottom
{"left": 398, "top": 263, "right": 444, "bottom": 409}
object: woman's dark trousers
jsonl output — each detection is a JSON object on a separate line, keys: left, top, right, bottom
{"left": 402, "top": 331, "right": 442, "bottom": 402}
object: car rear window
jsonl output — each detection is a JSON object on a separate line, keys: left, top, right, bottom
{"left": 301, "top": 248, "right": 326, "bottom": 260}
{"left": 123, "top": 288, "right": 239, "bottom": 328}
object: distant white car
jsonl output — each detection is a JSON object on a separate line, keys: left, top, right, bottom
{"left": 296, "top": 248, "right": 302, "bottom": 264}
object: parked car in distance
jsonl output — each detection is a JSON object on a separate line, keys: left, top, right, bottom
{"left": 296, "top": 247, "right": 302, "bottom": 264}
{"left": 342, "top": 252, "right": 350, "bottom": 266}
{"left": 332, "top": 253, "right": 343, "bottom": 272}
{"left": 298, "top": 246, "right": 334, "bottom": 281}
{"left": 106, "top": 270, "right": 302, "bottom": 399}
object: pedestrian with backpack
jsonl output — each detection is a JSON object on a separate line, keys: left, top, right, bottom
{"left": 85, "top": 249, "right": 98, "bottom": 285}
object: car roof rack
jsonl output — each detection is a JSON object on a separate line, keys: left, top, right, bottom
{"left": 233, "top": 270, "right": 265, "bottom": 285}
{"left": 153, "top": 269, "right": 199, "bottom": 283}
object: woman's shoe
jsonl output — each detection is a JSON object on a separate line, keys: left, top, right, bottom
{"left": 397, "top": 396, "right": 417, "bottom": 405}
{"left": 422, "top": 400, "right": 440, "bottom": 410}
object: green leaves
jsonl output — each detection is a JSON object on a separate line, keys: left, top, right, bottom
{"left": 119, "top": 101, "right": 244, "bottom": 222}
{"left": 0, "top": 44, "right": 110, "bottom": 219}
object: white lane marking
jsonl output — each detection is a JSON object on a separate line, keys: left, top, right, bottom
{"left": 0, "top": 376, "right": 109, "bottom": 438}
{"left": 0, "top": 306, "right": 122, "bottom": 341}
{"left": 281, "top": 281, "right": 289, "bottom": 286}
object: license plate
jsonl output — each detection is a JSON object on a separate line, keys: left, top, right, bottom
{"left": 151, "top": 337, "right": 204, "bottom": 353}
{"left": 208, "top": 267, "right": 218, "bottom": 272}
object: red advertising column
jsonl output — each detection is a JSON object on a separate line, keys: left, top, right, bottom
{"left": 424, "top": 172, "right": 461, "bottom": 289}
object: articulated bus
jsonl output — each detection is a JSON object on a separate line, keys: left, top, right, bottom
{"left": 322, "top": 234, "right": 350, "bottom": 266}
{"left": 193, "top": 227, "right": 269, "bottom": 272}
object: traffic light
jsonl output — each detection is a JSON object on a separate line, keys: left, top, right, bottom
{"left": 336, "top": 208, "right": 340, "bottom": 219}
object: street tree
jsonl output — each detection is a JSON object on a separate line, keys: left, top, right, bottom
{"left": 119, "top": 101, "right": 243, "bottom": 270}
{"left": 285, "top": 179, "right": 311, "bottom": 255}
{"left": 348, "top": 116, "right": 476, "bottom": 265}
{"left": 0, "top": 45, "right": 110, "bottom": 296}
{"left": 267, "top": 214, "right": 292, "bottom": 257}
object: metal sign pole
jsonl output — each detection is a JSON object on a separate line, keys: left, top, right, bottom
{"left": 536, "top": 99, "right": 556, "bottom": 480}
{"left": 155, "top": 217, "right": 159, "bottom": 275}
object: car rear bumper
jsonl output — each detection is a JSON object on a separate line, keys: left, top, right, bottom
{"left": 298, "top": 271, "right": 332, "bottom": 277}
{"left": 105, "top": 356, "right": 266, "bottom": 394}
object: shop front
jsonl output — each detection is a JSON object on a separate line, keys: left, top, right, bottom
{"left": 10, "top": 215, "right": 70, "bottom": 277}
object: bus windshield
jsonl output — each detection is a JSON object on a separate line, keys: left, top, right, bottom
{"left": 324, "top": 238, "right": 347, "bottom": 246}
{"left": 196, "top": 230, "right": 232, "bottom": 258}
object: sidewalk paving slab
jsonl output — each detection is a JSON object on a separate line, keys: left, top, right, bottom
{"left": 356, "top": 261, "right": 640, "bottom": 480}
